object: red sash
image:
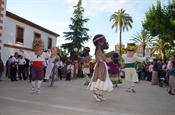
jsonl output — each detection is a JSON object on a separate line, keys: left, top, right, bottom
{"left": 33, "top": 61, "right": 43, "bottom": 67}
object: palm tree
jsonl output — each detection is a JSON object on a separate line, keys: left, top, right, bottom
{"left": 130, "top": 29, "right": 155, "bottom": 56}
{"left": 151, "top": 39, "right": 169, "bottom": 62}
{"left": 110, "top": 8, "right": 133, "bottom": 57}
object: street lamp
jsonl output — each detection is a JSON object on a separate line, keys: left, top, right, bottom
{"left": 74, "top": 48, "right": 78, "bottom": 52}
{"left": 70, "top": 48, "right": 79, "bottom": 61}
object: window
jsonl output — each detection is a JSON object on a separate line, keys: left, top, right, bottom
{"left": 34, "top": 32, "right": 41, "bottom": 39}
{"left": 48, "top": 37, "right": 52, "bottom": 49}
{"left": 16, "top": 26, "right": 24, "bottom": 44}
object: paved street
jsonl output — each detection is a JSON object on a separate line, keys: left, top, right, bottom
{"left": 0, "top": 76, "right": 175, "bottom": 115}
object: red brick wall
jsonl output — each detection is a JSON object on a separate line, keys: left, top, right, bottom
{"left": 0, "top": 0, "right": 5, "bottom": 53}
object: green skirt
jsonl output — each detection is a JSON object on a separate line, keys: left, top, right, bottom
{"left": 109, "top": 74, "right": 122, "bottom": 84}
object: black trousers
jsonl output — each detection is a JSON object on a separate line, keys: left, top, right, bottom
{"left": 66, "top": 72, "right": 71, "bottom": 81}
{"left": 147, "top": 72, "right": 152, "bottom": 81}
{"left": 158, "top": 70, "right": 162, "bottom": 82}
{"left": 10, "top": 66, "right": 17, "bottom": 81}
{"left": 58, "top": 69, "right": 63, "bottom": 80}
{"left": 18, "top": 65, "right": 26, "bottom": 80}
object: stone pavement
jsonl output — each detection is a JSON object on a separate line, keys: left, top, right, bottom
{"left": 0, "top": 76, "right": 174, "bottom": 115}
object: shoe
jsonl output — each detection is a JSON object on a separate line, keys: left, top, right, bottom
{"left": 98, "top": 95, "right": 106, "bottom": 101}
{"left": 168, "top": 91, "right": 174, "bottom": 95}
{"left": 126, "top": 88, "right": 131, "bottom": 92}
{"left": 49, "top": 83, "right": 54, "bottom": 87}
{"left": 30, "top": 87, "right": 35, "bottom": 93}
{"left": 83, "top": 82, "right": 87, "bottom": 85}
{"left": 93, "top": 93, "right": 101, "bottom": 102}
{"left": 37, "top": 88, "right": 41, "bottom": 94}
{"left": 84, "top": 81, "right": 89, "bottom": 86}
{"left": 132, "top": 89, "right": 136, "bottom": 93}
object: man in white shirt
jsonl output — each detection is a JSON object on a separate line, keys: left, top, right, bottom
{"left": 10, "top": 52, "right": 19, "bottom": 81}
{"left": 18, "top": 55, "right": 26, "bottom": 80}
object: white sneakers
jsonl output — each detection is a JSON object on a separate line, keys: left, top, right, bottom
{"left": 30, "top": 87, "right": 35, "bottom": 93}
{"left": 126, "top": 88, "right": 131, "bottom": 92}
{"left": 98, "top": 95, "right": 106, "bottom": 101}
{"left": 93, "top": 93, "right": 106, "bottom": 101}
{"left": 93, "top": 93, "right": 101, "bottom": 102}
{"left": 37, "top": 88, "right": 41, "bottom": 94}
{"left": 30, "top": 87, "right": 41, "bottom": 94}
{"left": 126, "top": 88, "right": 136, "bottom": 93}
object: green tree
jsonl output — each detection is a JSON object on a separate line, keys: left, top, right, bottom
{"left": 110, "top": 8, "right": 133, "bottom": 58}
{"left": 151, "top": 39, "right": 169, "bottom": 61}
{"left": 142, "top": 0, "right": 175, "bottom": 45}
{"left": 130, "top": 29, "right": 155, "bottom": 56}
{"left": 61, "top": 0, "right": 91, "bottom": 60}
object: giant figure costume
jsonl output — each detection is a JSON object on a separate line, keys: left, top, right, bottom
{"left": 122, "top": 43, "right": 146, "bottom": 93}
{"left": 45, "top": 46, "right": 60, "bottom": 87}
{"left": 88, "top": 34, "right": 113, "bottom": 102}
{"left": 21, "top": 38, "right": 51, "bottom": 93}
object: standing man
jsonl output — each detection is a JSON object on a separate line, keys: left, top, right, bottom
{"left": 122, "top": 43, "right": 147, "bottom": 93}
{"left": 10, "top": 52, "right": 19, "bottom": 81}
{"left": 18, "top": 55, "right": 26, "bottom": 80}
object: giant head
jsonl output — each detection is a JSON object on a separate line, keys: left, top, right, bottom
{"left": 93, "top": 34, "right": 109, "bottom": 50}
{"left": 32, "top": 38, "right": 44, "bottom": 55}
{"left": 126, "top": 43, "right": 136, "bottom": 58}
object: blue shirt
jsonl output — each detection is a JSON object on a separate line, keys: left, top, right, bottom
{"left": 168, "top": 68, "right": 175, "bottom": 76}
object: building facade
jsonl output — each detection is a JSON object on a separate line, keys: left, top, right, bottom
{"left": 115, "top": 43, "right": 125, "bottom": 54}
{"left": 0, "top": 0, "right": 7, "bottom": 57}
{"left": 1, "top": 8, "right": 60, "bottom": 64}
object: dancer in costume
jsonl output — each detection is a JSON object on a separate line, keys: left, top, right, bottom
{"left": 167, "top": 61, "right": 175, "bottom": 95}
{"left": 20, "top": 38, "right": 51, "bottom": 93}
{"left": 122, "top": 43, "right": 147, "bottom": 93}
{"left": 79, "top": 47, "right": 91, "bottom": 85}
{"left": 45, "top": 46, "right": 60, "bottom": 87}
{"left": 88, "top": 34, "right": 114, "bottom": 102}
{"left": 107, "top": 52, "right": 122, "bottom": 87}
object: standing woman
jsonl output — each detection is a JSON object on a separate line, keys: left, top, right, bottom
{"left": 107, "top": 52, "right": 122, "bottom": 87}
{"left": 0, "top": 53, "right": 4, "bottom": 81}
{"left": 151, "top": 59, "right": 159, "bottom": 85}
{"left": 79, "top": 47, "right": 91, "bottom": 85}
{"left": 45, "top": 46, "right": 60, "bottom": 87}
{"left": 89, "top": 34, "right": 114, "bottom": 102}
{"left": 167, "top": 61, "right": 175, "bottom": 95}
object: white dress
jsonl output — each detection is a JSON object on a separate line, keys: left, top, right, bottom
{"left": 122, "top": 54, "right": 146, "bottom": 82}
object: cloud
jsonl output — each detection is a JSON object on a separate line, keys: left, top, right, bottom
{"left": 65, "top": 0, "right": 159, "bottom": 23}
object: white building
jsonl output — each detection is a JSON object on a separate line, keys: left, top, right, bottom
{"left": 0, "top": 0, "right": 60, "bottom": 64}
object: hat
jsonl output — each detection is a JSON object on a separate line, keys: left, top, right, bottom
{"left": 126, "top": 43, "right": 136, "bottom": 51}
{"left": 84, "top": 47, "right": 90, "bottom": 51}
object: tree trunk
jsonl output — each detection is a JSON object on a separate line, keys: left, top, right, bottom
{"left": 161, "top": 49, "right": 165, "bottom": 62}
{"left": 143, "top": 45, "right": 146, "bottom": 57}
{"left": 119, "top": 27, "right": 122, "bottom": 58}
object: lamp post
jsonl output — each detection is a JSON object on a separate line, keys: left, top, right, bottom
{"left": 70, "top": 48, "right": 79, "bottom": 61}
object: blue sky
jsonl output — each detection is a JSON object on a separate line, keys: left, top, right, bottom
{"left": 6, "top": 0, "right": 168, "bottom": 55}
